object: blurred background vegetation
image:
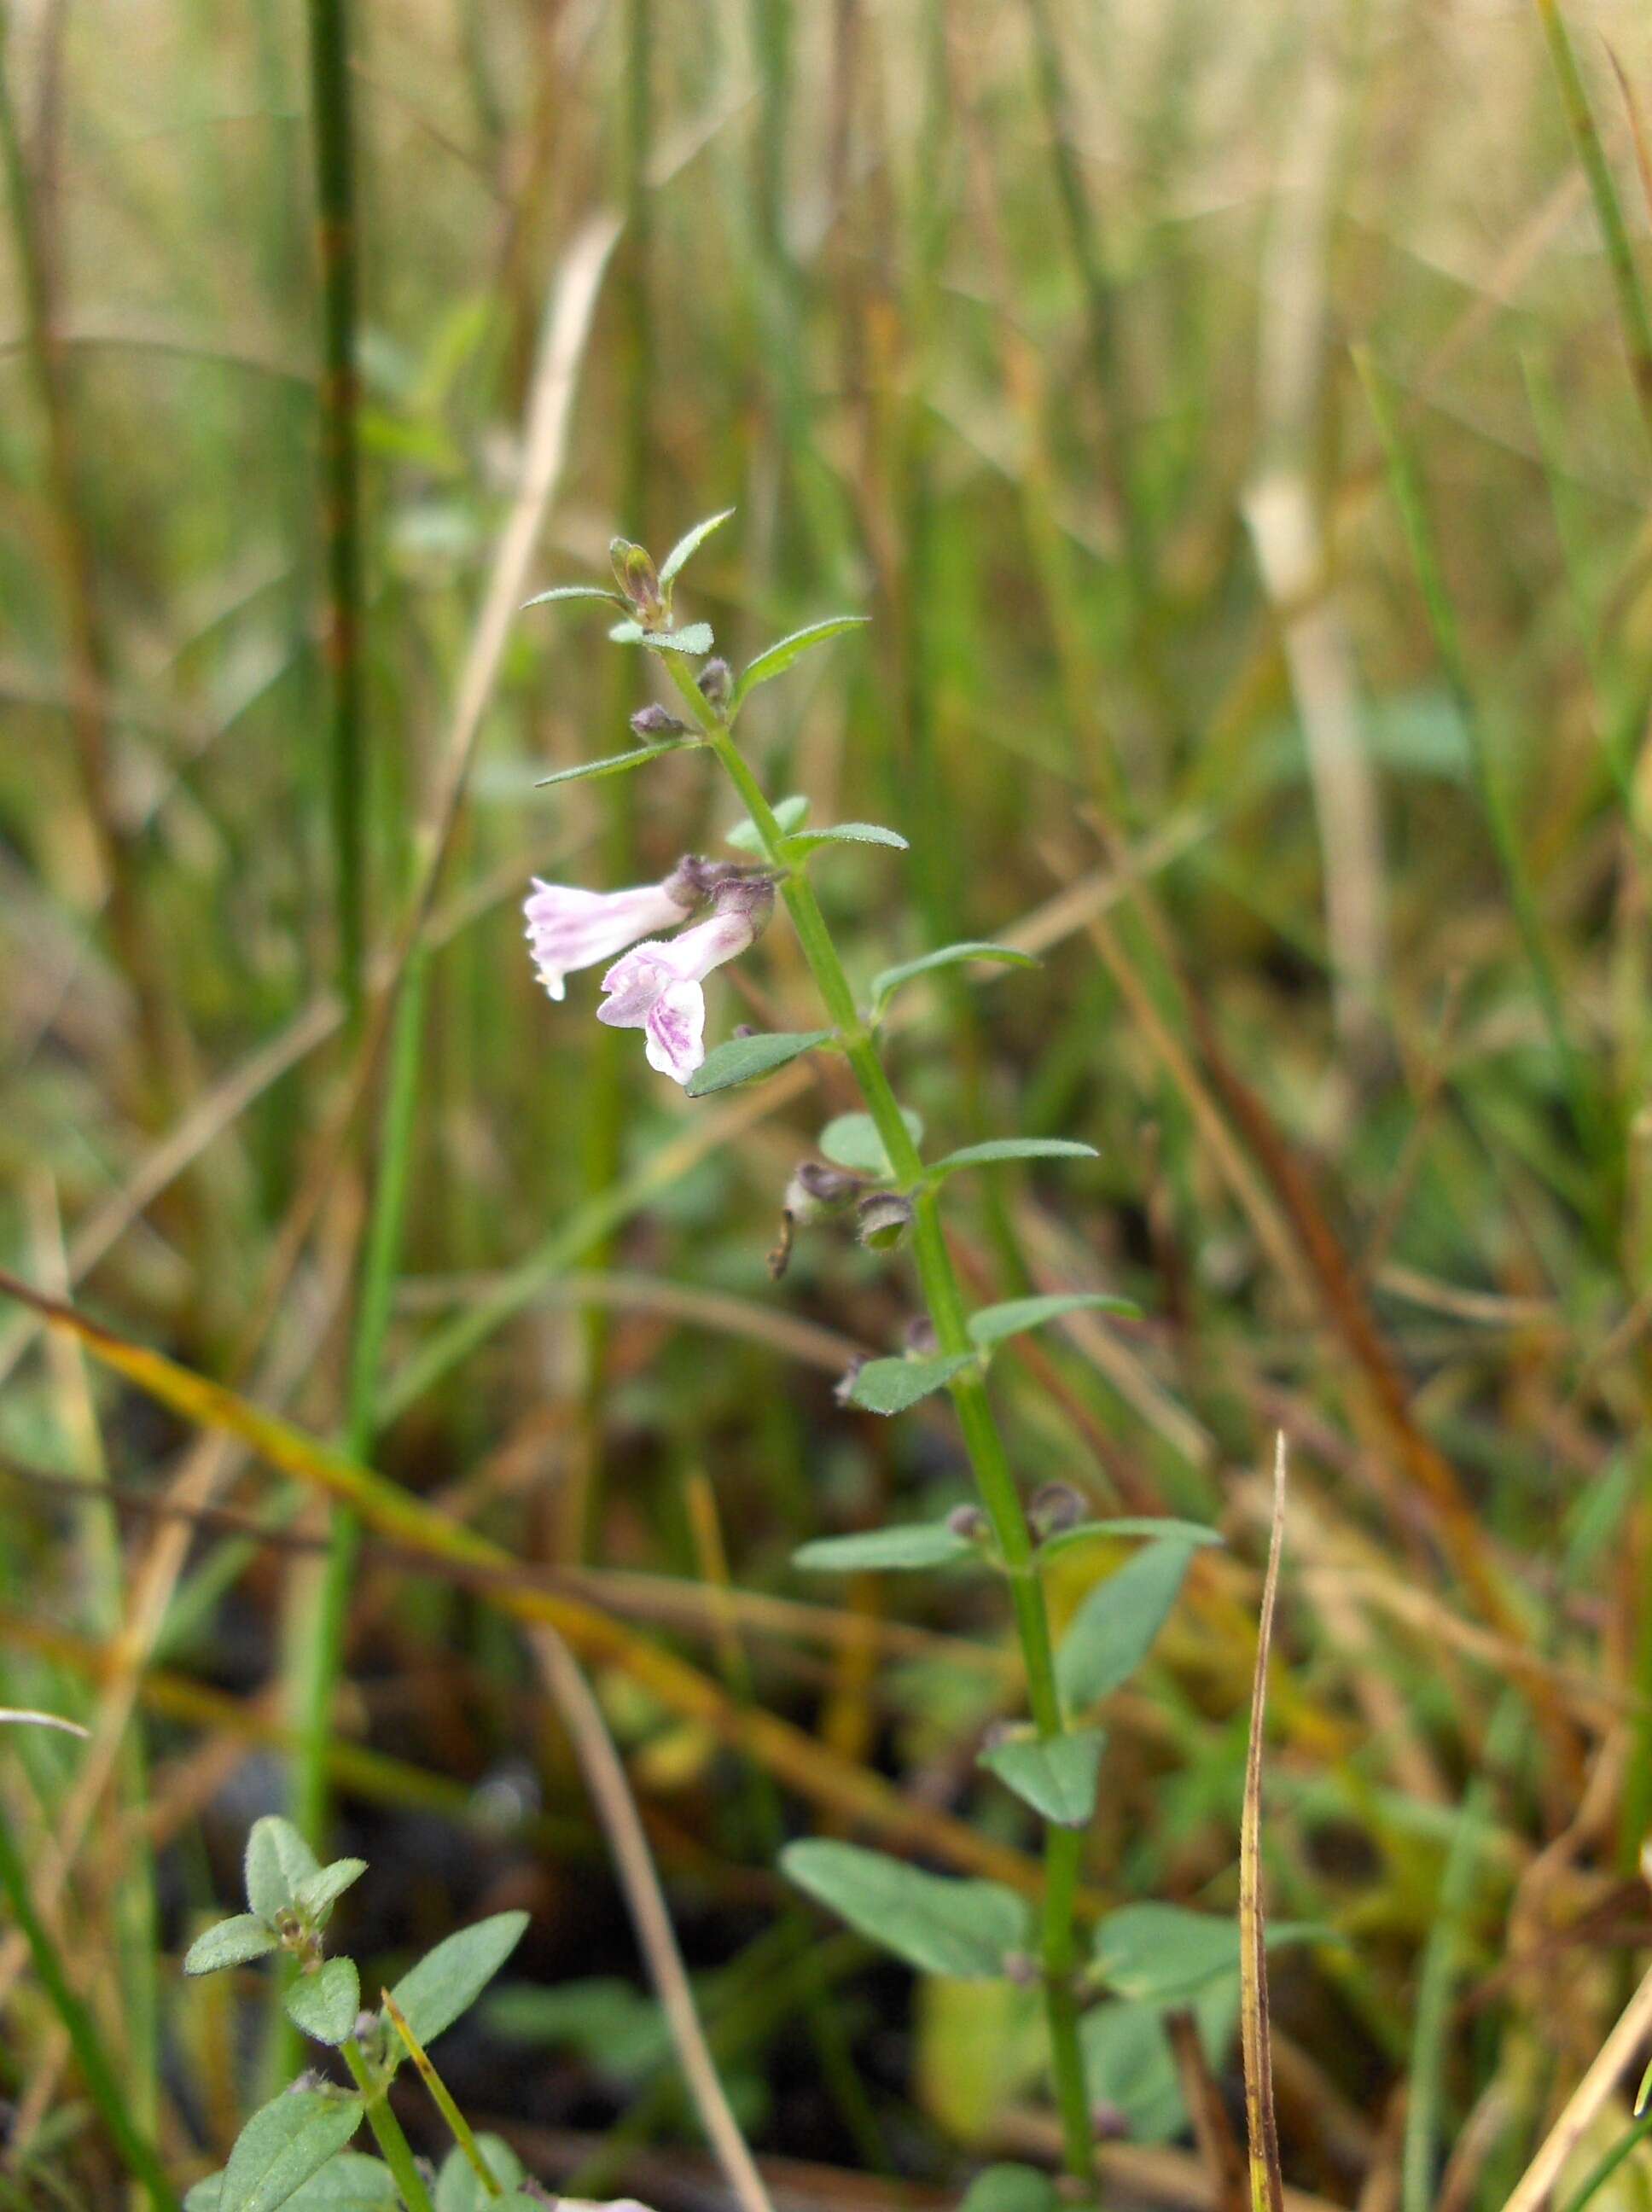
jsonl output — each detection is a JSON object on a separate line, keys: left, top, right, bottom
{"left": 6, "top": 0, "right": 1652, "bottom": 2206}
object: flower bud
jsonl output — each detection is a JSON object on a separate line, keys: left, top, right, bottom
{"left": 793, "top": 1161, "right": 864, "bottom": 1211}
{"left": 904, "top": 1315, "right": 939, "bottom": 1356}
{"left": 945, "top": 1504, "right": 990, "bottom": 1543}
{"left": 711, "top": 872, "right": 776, "bottom": 938}
{"left": 1030, "top": 1482, "right": 1086, "bottom": 1538}
{"left": 631, "top": 702, "right": 689, "bottom": 742}
{"left": 610, "top": 537, "right": 661, "bottom": 618}
{"left": 1091, "top": 2102, "right": 1130, "bottom": 2141}
{"left": 697, "top": 656, "right": 733, "bottom": 711}
{"left": 1003, "top": 1949, "right": 1040, "bottom": 1987}
{"left": 857, "top": 1191, "right": 914, "bottom": 1251}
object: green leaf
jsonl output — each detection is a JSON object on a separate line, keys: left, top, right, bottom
{"left": 188, "top": 2155, "right": 400, "bottom": 2212}
{"left": 607, "top": 620, "right": 715, "bottom": 655}
{"left": 845, "top": 1351, "right": 977, "bottom": 1415}
{"left": 1056, "top": 1537, "right": 1197, "bottom": 1708}
{"left": 649, "top": 622, "right": 714, "bottom": 655}
{"left": 1091, "top": 1903, "right": 1322, "bottom": 2004}
{"left": 486, "top": 1977, "right": 669, "bottom": 2081}
{"left": 534, "top": 739, "right": 700, "bottom": 788}
{"left": 731, "top": 615, "right": 869, "bottom": 708}
{"left": 784, "top": 821, "right": 909, "bottom": 855}
{"left": 979, "top": 1728, "right": 1107, "bottom": 1828}
{"left": 184, "top": 1913, "right": 279, "bottom": 1976}
{"left": 1038, "top": 1516, "right": 1224, "bottom": 1563}
{"left": 244, "top": 1816, "right": 320, "bottom": 1922}
{"left": 293, "top": 1858, "right": 367, "bottom": 1928}
{"left": 1080, "top": 1984, "right": 1239, "bottom": 2143}
{"left": 968, "top": 1292, "right": 1137, "bottom": 1349}
{"left": 927, "top": 1138, "right": 1098, "bottom": 1182}
{"left": 658, "top": 508, "right": 736, "bottom": 586}
{"left": 781, "top": 1840, "right": 1029, "bottom": 1978}
{"left": 218, "top": 2091, "right": 364, "bottom": 2212}
{"left": 871, "top": 941, "right": 1038, "bottom": 1016}
{"left": 521, "top": 584, "right": 624, "bottom": 610}
{"left": 793, "top": 1522, "right": 975, "bottom": 1572}
{"left": 285, "top": 1956, "right": 361, "bottom": 2046}
{"left": 684, "top": 1028, "right": 835, "bottom": 1097}
{"left": 434, "top": 2135, "right": 526, "bottom": 2212}
{"left": 726, "top": 794, "right": 807, "bottom": 852}
{"left": 959, "top": 2166, "right": 1062, "bottom": 2212}
{"left": 385, "top": 1911, "right": 529, "bottom": 2062}
{"left": 817, "top": 1107, "right": 922, "bottom": 1176}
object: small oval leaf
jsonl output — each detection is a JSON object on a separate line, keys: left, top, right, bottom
{"left": 1056, "top": 1536, "right": 1199, "bottom": 1708}
{"left": 871, "top": 941, "right": 1038, "bottom": 1016}
{"left": 534, "top": 739, "right": 700, "bottom": 789}
{"left": 818, "top": 1107, "right": 922, "bottom": 1176}
{"left": 845, "top": 1351, "right": 977, "bottom": 1416}
{"left": 726, "top": 795, "right": 807, "bottom": 852}
{"left": 979, "top": 1727, "right": 1107, "bottom": 1828}
{"left": 244, "top": 1817, "right": 320, "bottom": 1923}
{"left": 684, "top": 1028, "right": 835, "bottom": 1097}
{"left": 968, "top": 1292, "right": 1138, "bottom": 1349}
{"left": 959, "top": 2166, "right": 1062, "bottom": 2212}
{"left": 793, "top": 1522, "right": 975, "bottom": 1572}
{"left": 1038, "top": 1516, "right": 1224, "bottom": 1563}
{"left": 521, "top": 585, "right": 624, "bottom": 610}
{"left": 434, "top": 2134, "right": 526, "bottom": 2212}
{"left": 293, "top": 1859, "right": 367, "bottom": 1927}
{"left": 184, "top": 1914, "right": 279, "bottom": 1976}
{"left": 785, "top": 821, "right": 909, "bottom": 856}
{"left": 384, "top": 1911, "right": 529, "bottom": 2062}
{"left": 285, "top": 1956, "right": 361, "bottom": 2046}
{"left": 731, "top": 615, "right": 869, "bottom": 708}
{"left": 928, "top": 1138, "right": 1098, "bottom": 1182}
{"left": 218, "top": 2090, "right": 364, "bottom": 2212}
{"left": 782, "top": 1839, "right": 1029, "bottom": 1978}
{"left": 647, "top": 622, "right": 714, "bottom": 655}
{"left": 658, "top": 508, "right": 736, "bottom": 587}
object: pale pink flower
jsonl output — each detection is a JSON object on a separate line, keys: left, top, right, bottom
{"left": 596, "top": 899, "right": 763, "bottom": 1086}
{"left": 523, "top": 877, "right": 693, "bottom": 1002}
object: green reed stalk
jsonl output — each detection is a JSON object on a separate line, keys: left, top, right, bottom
{"left": 305, "top": 0, "right": 368, "bottom": 1022}
{"left": 1356, "top": 348, "right": 1596, "bottom": 1162}
{"left": 1532, "top": 0, "right": 1652, "bottom": 457}
{"left": 0, "top": 1812, "right": 181, "bottom": 2212}
{"left": 294, "top": 951, "right": 428, "bottom": 1849}
{"left": 660, "top": 656, "right": 1100, "bottom": 2196}
{"left": 573, "top": 0, "right": 655, "bottom": 1561}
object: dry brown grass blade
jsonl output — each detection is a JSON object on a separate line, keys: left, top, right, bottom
{"left": 1499, "top": 1960, "right": 1652, "bottom": 2212}
{"left": 530, "top": 1623, "right": 775, "bottom": 2212}
{"left": 1167, "top": 2006, "right": 1251, "bottom": 2212}
{"left": 0, "top": 1269, "right": 1047, "bottom": 1895}
{"left": 1241, "top": 1435, "right": 1287, "bottom": 2212}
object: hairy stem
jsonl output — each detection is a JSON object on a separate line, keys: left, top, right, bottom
{"left": 663, "top": 653, "right": 1099, "bottom": 2195}
{"left": 342, "top": 2038, "right": 437, "bottom": 2212}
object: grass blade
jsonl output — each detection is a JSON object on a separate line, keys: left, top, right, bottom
{"left": 1239, "top": 1435, "right": 1286, "bottom": 2212}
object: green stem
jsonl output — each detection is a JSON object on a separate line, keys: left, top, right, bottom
{"left": 1532, "top": 0, "right": 1652, "bottom": 457}
{"left": 0, "top": 1811, "right": 182, "bottom": 2212}
{"left": 305, "top": 0, "right": 368, "bottom": 1022}
{"left": 662, "top": 654, "right": 1099, "bottom": 2197}
{"left": 342, "top": 2039, "right": 437, "bottom": 2212}
{"left": 294, "top": 952, "right": 428, "bottom": 1849}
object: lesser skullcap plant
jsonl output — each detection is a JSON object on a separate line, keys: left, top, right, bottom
{"left": 521, "top": 514, "right": 1258, "bottom": 2201}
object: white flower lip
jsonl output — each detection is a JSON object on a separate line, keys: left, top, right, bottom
{"left": 522, "top": 878, "right": 692, "bottom": 1001}
{"left": 596, "top": 908, "right": 759, "bottom": 1086}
